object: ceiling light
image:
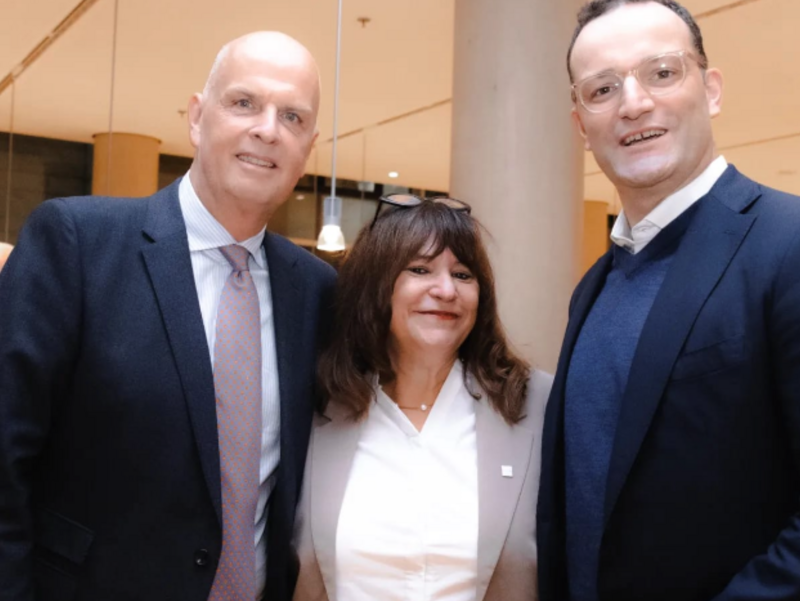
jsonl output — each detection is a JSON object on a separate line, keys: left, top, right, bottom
{"left": 295, "top": 194, "right": 305, "bottom": 200}
{"left": 388, "top": 171, "right": 399, "bottom": 178}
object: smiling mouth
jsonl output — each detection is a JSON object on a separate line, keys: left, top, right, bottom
{"left": 237, "top": 154, "right": 276, "bottom": 168}
{"left": 419, "top": 311, "right": 459, "bottom": 320}
{"left": 622, "top": 129, "right": 666, "bottom": 147}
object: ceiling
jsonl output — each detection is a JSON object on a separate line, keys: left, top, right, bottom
{"left": 1, "top": 0, "right": 798, "bottom": 208}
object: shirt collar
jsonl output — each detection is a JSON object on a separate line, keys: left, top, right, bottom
{"left": 610, "top": 155, "right": 728, "bottom": 253}
{"left": 178, "top": 172, "right": 266, "bottom": 268}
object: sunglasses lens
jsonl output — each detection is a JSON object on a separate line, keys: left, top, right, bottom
{"left": 385, "top": 194, "right": 422, "bottom": 206}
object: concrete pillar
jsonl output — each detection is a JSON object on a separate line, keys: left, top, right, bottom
{"left": 450, "top": 0, "right": 585, "bottom": 372}
{"left": 583, "top": 200, "right": 610, "bottom": 275}
{"left": 92, "top": 132, "right": 160, "bottom": 197}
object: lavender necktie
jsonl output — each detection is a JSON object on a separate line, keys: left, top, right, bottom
{"left": 209, "top": 244, "right": 262, "bottom": 601}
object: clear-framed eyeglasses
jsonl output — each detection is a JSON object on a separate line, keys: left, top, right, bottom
{"left": 571, "top": 50, "right": 705, "bottom": 114}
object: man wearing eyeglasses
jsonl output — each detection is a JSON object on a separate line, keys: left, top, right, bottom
{"left": 537, "top": 2, "right": 800, "bottom": 601}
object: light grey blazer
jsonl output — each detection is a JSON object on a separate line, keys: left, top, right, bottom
{"left": 292, "top": 370, "right": 553, "bottom": 601}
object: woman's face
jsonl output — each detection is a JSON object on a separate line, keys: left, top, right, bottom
{"left": 388, "top": 246, "right": 479, "bottom": 360}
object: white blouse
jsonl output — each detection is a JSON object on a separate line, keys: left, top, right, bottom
{"left": 335, "top": 361, "right": 480, "bottom": 601}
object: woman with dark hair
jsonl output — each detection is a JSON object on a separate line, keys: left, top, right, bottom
{"left": 293, "top": 195, "right": 552, "bottom": 601}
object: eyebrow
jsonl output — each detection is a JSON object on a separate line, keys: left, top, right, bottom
{"left": 578, "top": 50, "right": 686, "bottom": 82}
{"left": 222, "top": 86, "right": 313, "bottom": 113}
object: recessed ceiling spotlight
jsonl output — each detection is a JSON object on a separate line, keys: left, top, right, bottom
{"left": 388, "top": 171, "right": 399, "bottom": 178}
{"left": 296, "top": 194, "right": 305, "bottom": 200}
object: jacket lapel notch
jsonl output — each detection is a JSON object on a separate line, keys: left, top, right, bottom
{"left": 603, "top": 197, "right": 755, "bottom": 527}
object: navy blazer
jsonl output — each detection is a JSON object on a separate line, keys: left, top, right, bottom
{"left": 0, "top": 180, "right": 336, "bottom": 601}
{"left": 537, "top": 166, "right": 800, "bottom": 601}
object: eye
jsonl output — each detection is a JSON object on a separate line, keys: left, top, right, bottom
{"left": 654, "top": 68, "right": 677, "bottom": 80}
{"left": 283, "top": 111, "right": 301, "bottom": 123}
{"left": 453, "top": 270, "right": 473, "bottom": 281}
{"left": 234, "top": 98, "right": 254, "bottom": 109}
{"left": 408, "top": 265, "right": 429, "bottom": 275}
{"left": 592, "top": 86, "right": 612, "bottom": 99}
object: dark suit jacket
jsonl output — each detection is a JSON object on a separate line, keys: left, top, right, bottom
{"left": 537, "top": 166, "right": 800, "bottom": 601}
{"left": 292, "top": 370, "right": 553, "bottom": 601}
{"left": 0, "top": 180, "right": 336, "bottom": 601}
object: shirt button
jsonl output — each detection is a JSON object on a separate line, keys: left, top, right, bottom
{"left": 194, "top": 549, "right": 210, "bottom": 567}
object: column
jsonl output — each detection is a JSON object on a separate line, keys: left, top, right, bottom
{"left": 450, "top": 0, "right": 585, "bottom": 372}
{"left": 92, "top": 132, "right": 160, "bottom": 197}
{"left": 583, "top": 200, "right": 609, "bottom": 275}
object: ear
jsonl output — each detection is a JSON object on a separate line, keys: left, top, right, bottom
{"left": 188, "top": 93, "right": 203, "bottom": 148}
{"left": 704, "top": 68, "right": 723, "bottom": 119}
{"left": 571, "top": 107, "right": 591, "bottom": 151}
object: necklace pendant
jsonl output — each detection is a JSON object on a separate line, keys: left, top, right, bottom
{"left": 420, "top": 404, "right": 428, "bottom": 411}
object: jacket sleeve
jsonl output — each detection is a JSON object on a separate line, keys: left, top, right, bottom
{"left": 712, "top": 229, "right": 800, "bottom": 601}
{"left": 0, "top": 200, "right": 83, "bottom": 601}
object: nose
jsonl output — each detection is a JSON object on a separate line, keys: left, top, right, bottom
{"left": 617, "top": 74, "right": 655, "bottom": 120}
{"left": 430, "top": 272, "right": 457, "bottom": 301}
{"left": 250, "top": 106, "right": 280, "bottom": 144}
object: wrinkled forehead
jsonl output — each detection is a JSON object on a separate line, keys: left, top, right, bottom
{"left": 571, "top": 3, "right": 694, "bottom": 79}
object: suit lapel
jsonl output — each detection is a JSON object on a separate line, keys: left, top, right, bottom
{"left": 141, "top": 180, "right": 221, "bottom": 523}
{"left": 603, "top": 170, "right": 759, "bottom": 526}
{"left": 310, "top": 405, "right": 363, "bottom": 600}
{"left": 264, "top": 234, "right": 307, "bottom": 501}
{"left": 475, "top": 399, "right": 536, "bottom": 601}
{"left": 539, "top": 251, "right": 612, "bottom": 526}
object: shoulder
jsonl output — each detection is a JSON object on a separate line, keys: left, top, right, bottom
{"left": 28, "top": 186, "right": 169, "bottom": 235}
{"left": 21, "top": 193, "right": 155, "bottom": 254}
{"left": 525, "top": 369, "right": 553, "bottom": 418}
{"left": 265, "top": 231, "right": 337, "bottom": 286}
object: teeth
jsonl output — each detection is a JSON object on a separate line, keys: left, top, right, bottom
{"left": 239, "top": 155, "right": 275, "bottom": 167}
{"left": 623, "top": 129, "right": 665, "bottom": 146}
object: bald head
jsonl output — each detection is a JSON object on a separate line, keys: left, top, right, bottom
{"left": 0, "top": 243, "right": 13, "bottom": 273}
{"left": 202, "top": 32, "right": 320, "bottom": 116}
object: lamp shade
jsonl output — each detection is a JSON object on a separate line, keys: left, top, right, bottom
{"left": 316, "top": 195, "right": 345, "bottom": 251}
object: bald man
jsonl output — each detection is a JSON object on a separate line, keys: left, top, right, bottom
{"left": 0, "top": 33, "right": 335, "bottom": 601}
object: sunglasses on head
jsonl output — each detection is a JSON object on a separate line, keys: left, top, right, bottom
{"left": 370, "top": 194, "right": 472, "bottom": 229}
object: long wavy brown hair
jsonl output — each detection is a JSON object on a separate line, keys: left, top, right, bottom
{"left": 318, "top": 200, "right": 530, "bottom": 424}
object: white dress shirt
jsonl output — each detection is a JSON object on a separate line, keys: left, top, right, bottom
{"left": 178, "top": 174, "right": 280, "bottom": 599}
{"left": 335, "top": 361, "right": 479, "bottom": 601}
{"left": 610, "top": 156, "right": 728, "bottom": 254}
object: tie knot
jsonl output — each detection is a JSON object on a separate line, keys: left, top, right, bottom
{"left": 219, "top": 244, "right": 251, "bottom": 272}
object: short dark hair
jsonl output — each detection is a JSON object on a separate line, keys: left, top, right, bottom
{"left": 318, "top": 201, "right": 530, "bottom": 424}
{"left": 567, "top": 0, "right": 708, "bottom": 82}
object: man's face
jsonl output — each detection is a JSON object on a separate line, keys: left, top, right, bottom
{"left": 188, "top": 39, "right": 319, "bottom": 221}
{"left": 570, "top": 3, "right": 723, "bottom": 198}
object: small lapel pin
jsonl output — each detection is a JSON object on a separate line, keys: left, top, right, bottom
{"left": 501, "top": 465, "right": 513, "bottom": 478}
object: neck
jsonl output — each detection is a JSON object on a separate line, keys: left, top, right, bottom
{"left": 188, "top": 167, "right": 269, "bottom": 242}
{"left": 383, "top": 349, "right": 457, "bottom": 409}
{"left": 618, "top": 152, "right": 718, "bottom": 227}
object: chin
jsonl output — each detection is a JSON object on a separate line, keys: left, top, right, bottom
{"left": 613, "top": 157, "right": 675, "bottom": 190}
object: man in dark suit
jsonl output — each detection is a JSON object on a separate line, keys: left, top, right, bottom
{"left": 0, "top": 31, "right": 335, "bottom": 601}
{"left": 537, "top": 2, "right": 800, "bottom": 600}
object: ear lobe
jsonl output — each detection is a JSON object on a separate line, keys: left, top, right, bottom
{"left": 571, "top": 108, "right": 591, "bottom": 151}
{"left": 188, "top": 93, "right": 203, "bottom": 148}
{"left": 704, "top": 68, "right": 723, "bottom": 118}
